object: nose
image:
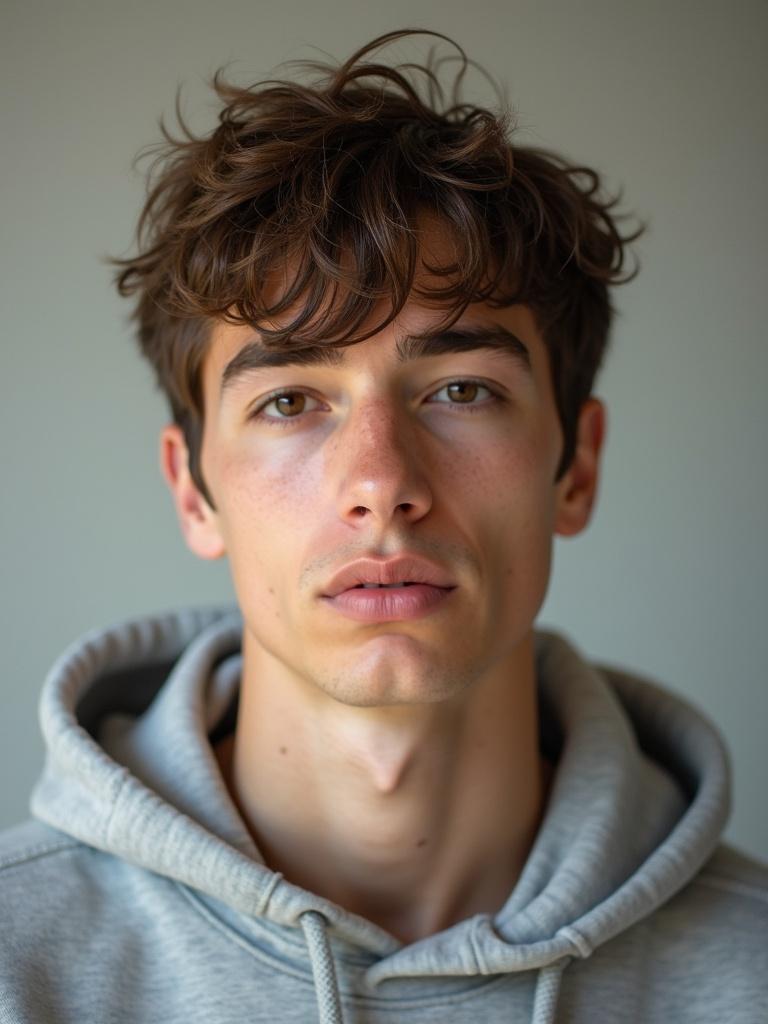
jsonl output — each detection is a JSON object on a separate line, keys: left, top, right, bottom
{"left": 332, "top": 398, "right": 433, "bottom": 528}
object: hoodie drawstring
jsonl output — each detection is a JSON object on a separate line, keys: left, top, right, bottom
{"left": 530, "top": 958, "right": 570, "bottom": 1024}
{"left": 299, "top": 908, "right": 570, "bottom": 1024}
{"left": 300, "top": 910, "right": 344, "bottom": 1024}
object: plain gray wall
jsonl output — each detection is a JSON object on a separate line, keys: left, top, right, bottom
{"left": 1, "top": 0, "right": 766, "bottom": 861}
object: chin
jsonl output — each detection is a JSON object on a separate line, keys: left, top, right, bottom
{"left": 315, "top": 661, "right": 475, "bottom": 708}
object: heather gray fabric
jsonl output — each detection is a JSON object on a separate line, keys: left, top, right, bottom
{"left": 0, "top": 604, "right": 766, "bottom": 1022}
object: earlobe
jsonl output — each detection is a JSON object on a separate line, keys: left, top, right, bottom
{"left": 553, "top": 398, "right": 606, "bottom": 538}
{"left": 159, "top": 424, "right": 226, "bottom": 560}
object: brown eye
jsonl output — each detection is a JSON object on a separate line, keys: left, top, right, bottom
{"left": 273, "top": 392, "right": 306, "bottom": 417}
{"left": 253, "top": 390, "right": 320, "bottom": 423}
{"left": 446, "top": 381, "right": 480, "bottom": 404}
{"left": 426, "top": 379, "right": 501, "bottom": 416}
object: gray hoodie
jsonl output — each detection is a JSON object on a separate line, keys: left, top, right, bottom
{"left": 0, "top": 605, "right": 765, "bottom": 1023}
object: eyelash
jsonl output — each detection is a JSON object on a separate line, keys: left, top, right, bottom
{"left": 249, "top": 379, "right": 503, "bottom": 428}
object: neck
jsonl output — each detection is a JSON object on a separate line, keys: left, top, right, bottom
{"left": 217, "top": 629, "right": 549, "bottom": 944}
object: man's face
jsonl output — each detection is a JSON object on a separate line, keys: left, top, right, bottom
{"left": 166, "top": 289, "right": 601, "bottom": 708}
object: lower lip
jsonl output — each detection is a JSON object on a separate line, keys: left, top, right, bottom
{"left": 321, "top": 585, "right": 455, "bottom": 622}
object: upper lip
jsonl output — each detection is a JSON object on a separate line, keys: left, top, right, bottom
{"left": 321, "top": 555, "right": 457, "bottom": 598}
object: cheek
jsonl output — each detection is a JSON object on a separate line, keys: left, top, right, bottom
{"left": 219, "top": 445, "right": 317, "bottom": 518}
{"left": 469, "top": 433, "right": 557, "bottom": 587}
{"left": 213, "top": 448, "right": 320, "bottom": 586}
{"left": 470, "top": 429, "right": 557, "bottom": 522}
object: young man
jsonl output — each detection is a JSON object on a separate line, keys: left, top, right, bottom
{"left": 1, "top": 29, "right": 765, "bottom": 1024}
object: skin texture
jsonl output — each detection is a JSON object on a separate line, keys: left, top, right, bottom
{"left": 160, "top": 241, "right": 605, "bottom": 943}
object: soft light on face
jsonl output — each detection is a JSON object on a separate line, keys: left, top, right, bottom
{"left": 190, "top": 295, "right": 573, "bottom": 708}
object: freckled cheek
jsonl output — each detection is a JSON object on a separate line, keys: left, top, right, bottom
{"left": 218, "top": 446, "right": 317, "bottom": 516}
{"left": 468, "top": 434, "right": 549, "bottom": 504}
{"left": 471, "top": 436, "right": 557, "bottom": 556}
{"left": 215, "top": 452, "right": 318, "bottom": 586}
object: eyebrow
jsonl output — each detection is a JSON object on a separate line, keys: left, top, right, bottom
{"left": 219, "top": 324, "right": 532, "bottom": 404}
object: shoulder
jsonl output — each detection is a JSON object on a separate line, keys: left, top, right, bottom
{"left": 670, "top": 841, "right": 768, "bottom": 926}
{"left": 0, "top": 819, "right": 196, "bottom": 1022}
{"left": 0, "top": 818, "right": 110, "bottom": 943}
{"left": 0, "top": 817, "right": 181, "bottom": 923}
{"left": 0, "top": 818, "right": 82, "bottom": 882}
{"left": 696, "top": 840, "right": 768, "bottom": 893}
{"left": 0, "top": 817, "right": 186, "bottom": 948}
{"left": 561, "top": 843, "right": 768, "bottom": 1021}
{"left": 622, "top": 842, "right": 768, "bottom": 1018}
{"left": 645, "top": 840, "right": 768, "bottom": 942}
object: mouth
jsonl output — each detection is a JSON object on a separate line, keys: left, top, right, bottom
{"left": 322, "top": 555, "right": 457, "bottom": 599}
{"left": 350, "top": 582, "right": 421, "bottom": 589}
{"left": 321, "top": 581, "right": 456, "bottom": 622}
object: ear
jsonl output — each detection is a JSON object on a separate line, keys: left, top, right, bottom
{"left": 159, "top": 423, "right": 226, "bottom": 559}
{"left": 553, "top": 397, "right": 606, "bottom": 538}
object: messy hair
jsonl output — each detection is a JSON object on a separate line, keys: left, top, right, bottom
{"left": 112, "top": 29, "right": 642, "bottom": 509}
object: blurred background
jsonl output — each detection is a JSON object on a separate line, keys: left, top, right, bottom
{"left": 1, "top": 0, "right": 766, "bottom": 860}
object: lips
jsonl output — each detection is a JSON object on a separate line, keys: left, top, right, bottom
{"left": 323, "top": 582, "right": 455, "bottom": 622}
{"left": 321, "top": 555, "right": 456, "bottom": 599}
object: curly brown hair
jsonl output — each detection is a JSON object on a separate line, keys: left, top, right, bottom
{"left": 112, "top": 29, "right": 642, "bottom": 510}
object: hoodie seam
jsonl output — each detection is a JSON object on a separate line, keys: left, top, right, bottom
{"left": 468, "top": 917, "right": 489, "bottom": 973}
{"left": 175, "top": 882, "right": 321, "bottom": 985}
{"left": 177, "top": 883, "right": 518, "bottom": 1009}
{"left": 692, "top": 873, "right": 768, "bottom": 905}
{"left": 337, "top": 975, "right": 514, "bottom": 1014}
{"left": 0, "top": 839, "right": 80, "bottom": 873}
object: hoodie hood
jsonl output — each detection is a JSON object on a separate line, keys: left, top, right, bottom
{"left": 29, "top": 605, "right": 731, "bottom": 1022}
